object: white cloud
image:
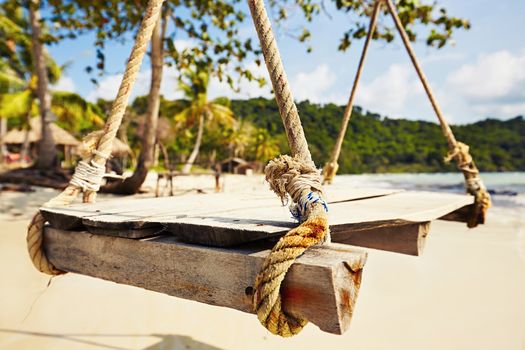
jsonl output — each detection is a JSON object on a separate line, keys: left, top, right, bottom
{"left": 448, "top": 49, "right": 525, "bottom": 99}
{"left": 446, "top": 49, "right": 525, "bottom": 116}
{"left": 208, "top": 61, "right": 272, "bottom": 100}
{"left": 290, "top": 64, "right": 336, "bottom": 102}
{"left": 86, "top": 66, "right": 183, "bottom": 102}
{"left": 86, "top": 60, "right": 271, "bottom": 103}
{"left": 420, "top": 51, "right": 466, "bottom": 64}
{"left": 356, "top": 63, "right": 424, "bottom": 116}
{"left": 87, "top": 72, "right": 140, "bottom": 102}
{"left": 173, "top": 39, "right": 194, "bottom": 51}
{"left": 208, "top": 63, "right": 341, "bottom": 103}
{"left": 159, "top": 66, "right": 184, "bottom": 100}
{"left": 51, "top": 76, "right": 76, "bottom": 92}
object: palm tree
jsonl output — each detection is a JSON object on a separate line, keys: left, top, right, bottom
{"left": 252, "top": 127, "right": 280, "bottom": 163}
{"left": 175, "top": 67, "right": 235, "bottom": 174}
{"left": 0, "top": 0, "right": 62, "bottom": 166}
{"left": 0, "top": 61, "right": 25, "bottom": 161}
{"left": 28, "top": 0, "right": 57, "bottom": 169}
{"left": 228, "top": 120, "right": 254, "bottom": 159}
{"left": 0, "top": 84, "right": 105, "bottom": 146}
{"left": 103, "top": 12, "right": 169, "bottom": 194}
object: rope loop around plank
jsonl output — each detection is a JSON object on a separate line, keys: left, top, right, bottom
{"left": 253, "top": 155, "right": 329, "bottom": 337}
{"left": 445, "top": 141, "right": 491, "bottom": 227}
{"left": 26, "top": 0, "right": 165, "bottom": 275}
{"left": 248, "top": 0, "right": 330, "bottom": 336}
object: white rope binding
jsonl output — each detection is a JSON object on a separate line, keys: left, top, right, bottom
{"left": 69, "top": 160, "right": 106, "bottom": 192}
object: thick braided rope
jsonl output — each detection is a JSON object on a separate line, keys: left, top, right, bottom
{"left": 323, "top": 0, "right": 381, "bottom": 185}
{"left": 445, "top": 142, "right": 491, "bottom": 227}
{"left": 254, "top": 155, "right": 329, "bottom": 337}
{"left": 248, "top": 0, "right": 330, "bottom": 336}
{"left": 385, "top": 0, "right": 457, "bottom": 148}
{"left": 248, "top": 0, "right": 313, "bottom": 166}
{"left": 26, "top": 0, "right": 165, "bottom": 275}
{"left": 385, "top": 0, "right": 490, "bottom": 226}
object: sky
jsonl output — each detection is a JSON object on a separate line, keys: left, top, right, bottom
{"left": 47, "top": 0, "right": 525, "bottom": 124}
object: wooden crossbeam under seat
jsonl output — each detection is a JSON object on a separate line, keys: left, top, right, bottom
{"left": 44, "top": 227, "right": 367, "bottom": 335}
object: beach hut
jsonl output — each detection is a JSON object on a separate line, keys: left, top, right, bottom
{"left": 3, "top": 118, "right": 80, "bottom": 164}
{"left": 220, "top": 157, "right": 258, "bottom": 175}
{"left": 4, "top": 118, "right": 132, "bottom": 166}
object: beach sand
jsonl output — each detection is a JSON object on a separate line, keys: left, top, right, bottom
{"left": 0, "top": 174, "right": 524, "bottom": 350}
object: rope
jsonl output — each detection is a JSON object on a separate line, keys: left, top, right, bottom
{"left": 69, "top": 161, "right": 106, "bottom": 192}
{"left": 26, "top": 0, "right": 165, "bottom": 275}
{"left": 445, "top": 142, "right": 491, "bottom": 227}
{"left": 384, "top": 0, "right": 490, "bottom": 226}
{"left": 323, "top": 0, "right": 381, "bottom": 184}
{"left": 248, "top": 0, "right": 313, "bottom": 167}
{"left": 255, "top": 156, "right": 329, "bottom": 337}
{"left": 249, "top": 0, "right": 329, "bottom": 336}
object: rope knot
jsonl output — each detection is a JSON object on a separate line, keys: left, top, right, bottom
{"left": 322, "top": 161, "right": 339, "bottom": 185}
{"left": 444, "top": 141, "right": 491, "bottom": 227}
{"left": 265, "top": 155, "right": 327, "bottom": 222}
{"left": 444, "top": 142, "right": 475, "bottom": 172}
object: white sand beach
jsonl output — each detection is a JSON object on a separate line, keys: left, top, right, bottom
{"left": 0, "top": 174, "right": 524, "bottom": 350}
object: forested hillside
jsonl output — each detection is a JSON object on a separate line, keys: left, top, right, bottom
{"left": 231, "top": 98, "right": 524, "bottom": 173}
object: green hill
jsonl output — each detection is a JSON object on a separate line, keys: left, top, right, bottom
{"left": 230, "top": 98, "right": 525, "bottom": 173}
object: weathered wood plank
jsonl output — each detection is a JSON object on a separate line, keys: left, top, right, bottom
{"left": 40, "top": 188, "right": 399, "bottom": 236}
{"left": 40, "top": 190, "right": 473, "bottom": 254}
{"left": 40, "top": 187, "right": 400, "bottom": 228}
{"left": 164, "top": 191, "right": 470, "bottom": 250}
{"left": 331, "top": 221, "right": 430, "bottom": 256}
{"left": 439, "top": 204, "right": 473, "bottom": 224}
{"left": 44, "top": 227, "right": 367, "bottom": 335}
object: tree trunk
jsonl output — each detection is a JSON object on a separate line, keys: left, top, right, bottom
{"left": 103, "top": 12, "right": 166, "bottom": 194}
{"left": 158, "top": 142, "right": 170, "bottom": 170}
{"left": 20, "top": 112, "right": 31, "bottom": 163}
{"left": 182, "top": 113, "right": 204, "bottom": 174}
{"left": 29, "top": 0, "right": 57, "bottom": 169}
{"left": 0, "top": 117, "right": 6, "bottom": 163}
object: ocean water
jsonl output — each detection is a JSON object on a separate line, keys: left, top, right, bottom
{"left": 337, "top": 172, "right": 525, "bottom": 208}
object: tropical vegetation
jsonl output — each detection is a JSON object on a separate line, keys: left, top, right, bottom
{"left": 3, "top": 0, "right": 521, "bottom": 190}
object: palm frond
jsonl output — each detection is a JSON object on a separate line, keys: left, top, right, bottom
{"left": 209, "top": 102, "right": 235, "bottom": 126}
{"left": 0, "top": 89, "right": 34, "bottom": 119}
{"left": 0, "top": 65, "right": 25, "bottom": 93}
{"left": 51, "top": 91, "right": 105, "bottom": 133}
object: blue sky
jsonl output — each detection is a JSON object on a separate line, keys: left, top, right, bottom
{"left": 48, "top": 0, "right": 525, "bottom": 124}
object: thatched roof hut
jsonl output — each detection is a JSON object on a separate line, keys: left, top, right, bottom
{"left": 4, "top": 118, "right": 131, "bottom": 157}
{"left": 3, "top": 118, "right": 79, "bottom": 146}
{"left": 220, "top": 157, "right": 258, "bottom": 175}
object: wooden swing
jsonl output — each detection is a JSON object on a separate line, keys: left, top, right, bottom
{"left": 27, "top": 0, "right": 488, "bottom": 338}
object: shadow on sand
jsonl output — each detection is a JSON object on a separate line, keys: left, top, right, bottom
{"left": 0, "top": 329, "right": 223, "bottom": 350}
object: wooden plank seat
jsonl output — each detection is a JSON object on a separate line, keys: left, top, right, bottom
{"left": 40, "top": 188, "right": 473, "bottom": 256}
{"left": 44, "top": 226, "right": 367, "bottom": 335}
{"left": 38, "top": 189, "right": 474, "bottom": 336}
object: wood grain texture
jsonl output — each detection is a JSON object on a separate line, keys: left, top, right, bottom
{"left": 44, "top": 227, "right": 367, "bottom": 335}
{"left": 39, "top": 188, "right": 399, "bottom": 236}
{"left": 331, "top": 221, "right": 430, "bottom": 256}
{"left": 439, "top": 204, "right": 473, "bottom": 224}
{"left": 40, "top": 190, "right": 473, "bottom": 253}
